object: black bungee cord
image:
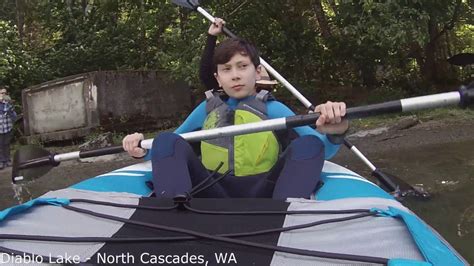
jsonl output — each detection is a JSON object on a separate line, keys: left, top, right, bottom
{"left": 60, "top": 204, "right": 388, "bottom": 264}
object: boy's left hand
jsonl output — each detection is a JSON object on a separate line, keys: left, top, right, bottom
{"left": 315, "top": 101, "right": 349, "bottom": 135}
{"left": 208, "top": 18, "right": 225, "bottom": 36}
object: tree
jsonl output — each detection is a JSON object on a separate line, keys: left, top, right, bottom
{"left": 0, "top": 0, "right": 472, "bottom": 104}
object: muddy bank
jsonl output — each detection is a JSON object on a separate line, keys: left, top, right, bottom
{"left": 1, "top": 115, "right": 473, "bottom": 209}
{"left": 333, "top": 116, "right": 474, "bottom": 162}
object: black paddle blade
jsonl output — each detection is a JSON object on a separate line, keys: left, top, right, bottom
{"left": 395, "top": 184, "right": 430, "bottom": 200}
{"left": 11, "top": 145, "right": 55, "bottom": 183}
{"left": 372, "top": 169, "right": 430, "bottom": 200}
{"left": 172, "top": 0, "right": 200, "bottom": 9}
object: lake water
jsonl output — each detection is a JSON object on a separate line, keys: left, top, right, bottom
{"left": 333, "top": 140, "right": 474, "bottom": 263}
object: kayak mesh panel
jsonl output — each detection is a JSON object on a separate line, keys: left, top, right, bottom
{"left": 0, "top": 188, "right": 139, "bottom": 262}
{"left": 271, "top": 197, "right": 424, "bottom": 265}
{"left": 91, "top": 197, "right": 289, "bottom": 266}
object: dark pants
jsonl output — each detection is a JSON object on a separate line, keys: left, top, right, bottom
{"left": 0, "top": 131, "right": 12, "bottom": 164}
{"left": 151, "top": 132, "right": 324, "bottom": 200}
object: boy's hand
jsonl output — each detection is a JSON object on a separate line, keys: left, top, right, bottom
{"left": 208, "top": 18, "right": 225, "bottom": 36}
{"left": 123, "top": 133, "right": 147, "bottom": 158}
{"left": 315, "top": 101, "right": 349, "bottom": 135}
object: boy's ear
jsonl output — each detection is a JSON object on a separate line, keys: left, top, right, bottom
{"left": 214, "top": 72, "right": 222, "bottom": 87}
{"left": 255, "top": 64, "right": 262, "bottom": 80}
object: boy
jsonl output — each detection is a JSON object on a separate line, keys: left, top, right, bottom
{"left": 200, "top": 18, "right": 278, "bottom": 93}
{"left": 123, "top": 38, "right": 348, "bottom": 199}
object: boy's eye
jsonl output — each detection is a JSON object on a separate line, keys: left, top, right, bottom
{"left": 240, "top": 64, "right": 248, "bottom": 68}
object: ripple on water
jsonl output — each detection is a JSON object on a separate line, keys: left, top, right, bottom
{"left": 458, "top": 205, "right": 474, "bottom": 237}
{"left": 11, "top": 183, "right": 33, "bottom": 204}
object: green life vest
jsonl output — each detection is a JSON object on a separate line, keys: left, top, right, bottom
{"left": 201, "top": 90, "right": 280, "bottom": 176}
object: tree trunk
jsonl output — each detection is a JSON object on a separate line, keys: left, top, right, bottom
{"left": 81, "top": 0, "right": 87, "bottom": 15}
{"left": 359, "top": 62, "right": 376, "bottom": 87}
{"left": 421, "top": 18, "right": 438, "bottom": 83}
{"left": 420, "top": 1, "right": 462, "bottom": 85}
{"left": 311, "top": 0, "right": 332, "bottom": 39}
{"left": 15, "top": 0, "right": 25, "bottom": 42}
{"left": 422, "top": 18, "right": 453, "bottom": 85}
{"left": 139, "top": 0, "right": 146, "bottom": 68}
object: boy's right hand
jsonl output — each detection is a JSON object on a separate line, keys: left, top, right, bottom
{"left": 122, "top": 133, "right": 146, "bottom": 158}
{"left": 208, "top": 18, "right": 225, "bottom": 36}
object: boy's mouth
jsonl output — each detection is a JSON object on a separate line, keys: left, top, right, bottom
{"left": 232, "top": 85, "right": 244, "bottom": 91}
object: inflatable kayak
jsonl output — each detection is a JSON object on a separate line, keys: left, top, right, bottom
{"left": 4, "top": 87, "right": 473, "bottom": 265}
{"left": 0, "top": 160, "right": 468, "bottom": 265}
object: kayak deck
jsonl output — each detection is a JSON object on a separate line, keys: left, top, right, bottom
{"left": 0, "top": 161, "right": 467, "bottom": 265}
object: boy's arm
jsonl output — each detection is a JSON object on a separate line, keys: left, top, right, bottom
{"left": 199, "top": 34, "right": 219, "bottom": 91}
{"left": 267, "top": 101, "right": 342, "bottom": 159}
{"left": 173, "top": 101, "right": 207, "bottom": 134}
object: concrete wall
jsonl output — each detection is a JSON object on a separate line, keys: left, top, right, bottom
{"left": 93, "top": 71, "right": 191, "bottom": 131}
{"left": 22, "top": 71, "right": 191, "bottom": 143}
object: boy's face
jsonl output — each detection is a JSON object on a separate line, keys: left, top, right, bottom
{"left": 214, "top": 53, "right": 261, "bottom": 99}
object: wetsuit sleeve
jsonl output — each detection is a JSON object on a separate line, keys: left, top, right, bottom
{"left": 199, "top": 34, "right": 219, "bottom": 91}
{"left": 266, "top": 101, "right": 341, "bottom": 159}
{"left": 144, "top": 101, "right": 207, "bottom": 160}
{"left": 173, "top": 101, "right": 207, "bottom": 134}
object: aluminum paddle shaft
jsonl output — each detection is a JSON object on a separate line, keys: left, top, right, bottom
{"left": 140, "top": 88, "right": 471, "bottom": 148}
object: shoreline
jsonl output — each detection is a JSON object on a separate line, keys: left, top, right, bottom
{"left": 336, "top": 115, "right": 474, "bottom": 158}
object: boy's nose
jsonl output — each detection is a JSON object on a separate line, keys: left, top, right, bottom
{"left": 231, "top": 69, "right": 240, "bottom": 80}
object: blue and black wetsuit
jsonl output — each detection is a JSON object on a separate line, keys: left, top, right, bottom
{"left": 148, "top": 96, "right": 342, "bottom": 199}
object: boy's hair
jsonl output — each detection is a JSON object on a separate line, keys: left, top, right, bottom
{"left": 213, "top": 38, "right": 260, "bottom": 73}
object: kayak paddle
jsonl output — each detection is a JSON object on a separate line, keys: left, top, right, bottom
{"left": 343, "top": 139, "right": 429, "bottom": 198}
{"left": 12, "top": 85, "right": 473, "bottom": 186}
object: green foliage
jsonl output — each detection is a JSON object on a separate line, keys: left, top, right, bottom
{"left": 323, "top": 1, "right": 466, "bottom": 91}
{"left": 0, "top": 21, "right": 32, "bottom": 99}
{"left": 0, "top": 0, "right": 472, "bottom": 106}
